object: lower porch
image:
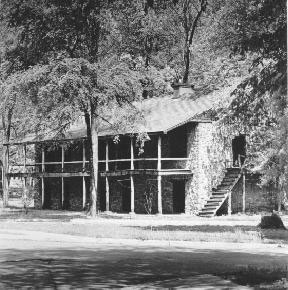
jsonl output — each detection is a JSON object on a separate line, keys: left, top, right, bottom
{"left": 27, "top": 172, "right": 192, "bottom": 214}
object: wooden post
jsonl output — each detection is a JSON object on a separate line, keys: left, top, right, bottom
{"left": 41, "top": 147, "right": 45, "bottom": 207}
{"left": 61, "top": 145, "right": 65, "bottom": 208}
{"left": 23, "top": 144, "right": 27, "bottom": 187}
{"left": 130, "top": 175, "right": 135, "bottom": 214}
{"left": 82, "top": 141, "right": 86, "bottom": 209}
{"left": 228, "top": 191, "right": 232, "bottom": 216}
{"left": 130, "top": 137, "right": 135, "bottom": 214}
{"left": 238, "top": 154, "right": 241, "bottom": 168}
{"left": 157, "top": 135, "right": 162, "bottom": 214}
{"left": 105, "top": 140, "right": 110, "bottom": 212}
{"left": 242, "top": 172, "right": 246, "bottom": 213}
{"left": 130, "top": 137, "right": 134, "bottom": 170}
{"left": 157, "top": 135, "right": 161, "bottom": 170}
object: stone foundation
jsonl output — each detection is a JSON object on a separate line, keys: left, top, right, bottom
{"left": 231, "top": 173, "right": 278, "bottom": 213}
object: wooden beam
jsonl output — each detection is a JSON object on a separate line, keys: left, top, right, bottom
{"left": 100, "top": 169, "right": 193, "bottom": 177}
{"left": 130, "top": 137, "right": 134, "bottom": 170}
{"left": 7, "top": 172, "right": 90, "bottom": 178}
{"left": 157, "top": 135, "right": 162, "bottom": 170}
{"left": 242, "top": 172, "right": 246, "bottom": 213}
{"left": 41, "top": 148, "right": 45, "bottom": 172}
{"left": 83, "top": 176, "right": 86, "bottom": 209}
{"left": 157, "top": 175, "right": 162, "bottom": 214}
{"left": 23, "top": 144, "right": 27, "bottom": 172}
{"left": 105, "top": 141, "right": 109, "bottom": 171}
{"left": 157, "top": 135, "right": 162, "bottom": 214}
{"left": 61, "top": 145, "right": 65, "bottom": 172}
{"left": 41, "top": 177, "right": 44, "bottom": 208}
{"left": 82, "top": 141, "right": 86, "bottom": 209}
{"left": 41, "top": 147, "right": 45, "bottom": 208}
{"left": 61, "top": 145, "right": 64, "bottom": 208}
{"left": 228, "top": 191, "right": 232, "bottom": 216}
{"left": 62, "top": 177, "right": 64, "bottom": 209}
{"left": 130, "top": 175, "right": 135, "bottom": 213}
{"left": 23, "top": 144, "right": 27, "bottom": 187}
{"left": 105, "top": 177, "right": 109, "bottom": 211}
{"left": 105, "top": 140, "right": 110, "bottom": 212}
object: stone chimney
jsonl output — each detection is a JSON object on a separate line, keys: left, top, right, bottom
{"left": 171, "top": 82, "right": 194, "bottom": 98}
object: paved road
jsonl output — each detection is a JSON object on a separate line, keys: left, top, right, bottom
{"left": 0, "top": 229, "right": 287, "bottom": 289}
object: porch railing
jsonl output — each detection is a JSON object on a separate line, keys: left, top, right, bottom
{"left": 8, "top": 157, "right": 192, "bottom": 174}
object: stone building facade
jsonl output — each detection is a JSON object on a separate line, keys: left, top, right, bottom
{"left": 3, "top": 83, "right": 280, "bottom": 215}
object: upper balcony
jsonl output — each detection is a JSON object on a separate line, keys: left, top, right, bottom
{"left": 7, "top": 125, "right": 193, "bottom": 178}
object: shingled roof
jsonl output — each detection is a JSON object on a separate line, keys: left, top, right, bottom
{"left": 6, "top": 81, "right": 239, "bottom": 144}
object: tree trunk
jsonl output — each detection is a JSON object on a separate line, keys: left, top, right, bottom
{"left": 183, "top": 43, "right": 190, "bottom": 83}
{"left": 83, "top": 108, "right": 99, "bottom": 217}
{"left": 89, "top": 114, "right": 99, "bottom": 217}
{"left": 2, "top": 145, "right": 9, "bottom": 207}
{"left": 182, "top": 0, "right": 207, "bottom": 83}
{"left": 2, "top": 111, "right": 12, "bottom": 208}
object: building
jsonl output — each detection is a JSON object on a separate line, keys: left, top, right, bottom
{"left": 2, "top": 84, "right": 278, "bottom": 216}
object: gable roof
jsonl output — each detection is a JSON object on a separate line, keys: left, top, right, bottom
{"left": 5, "top": 81, "right": 240, "bottom": 145}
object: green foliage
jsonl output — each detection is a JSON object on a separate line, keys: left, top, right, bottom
{"left": 214, "top": 0, "right": 287, "bottom": 198}
{"left": 6, "top": 56, "right": 143, "bottom": 138}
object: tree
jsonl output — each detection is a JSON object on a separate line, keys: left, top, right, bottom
{"left": 209, "top": 0, "right": 287, "bottom": 209}
{"left": 0, "top": 0, "right": 144, "bottom": 215}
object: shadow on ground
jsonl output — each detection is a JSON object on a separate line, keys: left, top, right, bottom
{"left": 0, "top": 246, "right": 287, "bottom": 289}
{"left": 136, "top": 225, "right": 257, "bottom": 232}
{"left": 0, "top": 209, "right": 86, "bottom": 221}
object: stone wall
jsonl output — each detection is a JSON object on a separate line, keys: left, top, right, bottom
{"left": 162, "top": 177, "right": 173, "bottom": 214}
{"left": 134, "top": 176, "right": 158, "bottom": 214}
{"left": 231, "top": 173, "right": 278, "bottom": 213}
{"left": 44, "top": 177, "right": 62, "bottom": 210}
{"left": 34, "top": 178, "right": 42, "bottom": 209}
{"left": 109, "top": 177, "right": 124, "bottom": 212}
{"left": 185, "top": 122, "right": 234, "bottom": 214}
{"left": 106, "top": 175, "right": 174, "bottom": 214}
{"left": 185, "top": 122, "right": 214, "bottom": 214}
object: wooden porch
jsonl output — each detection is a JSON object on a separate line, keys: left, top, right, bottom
{"left": 4, "top": 134, "right": 192, "bottom": 214}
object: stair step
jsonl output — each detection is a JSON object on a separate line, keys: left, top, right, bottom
{"left": 209, "top": 198, "right": 224, "bottom": 203}
{"left": 200, "top": 209, "right": 215, "bottom": 214}
{"left": 226, "top": 172, "right": 240, "bottom": 175}
{"left": 221, "top": 181, "right": 236, "bottom": 184}
{"left": 198, "top": 213, "right": 213, "bottom": 217}
{"left": 217, "top": 185, "right": 232, "bottom": 189}
{"left": 211, "top": 194, "right": 225, "bottom": 198}
{"left": 204, "top": 205, "right": 218, "bottom": 210}
{"left": 206, "top": 201, "right": 221, "bottom": 205}
{"left": 213, "top": 190, "right": 229, "bottom": 194}
{"left": 223, "top": 177, "right": 239, "bottom": 181}
{"left": 213, "top": 189, "right": 229, "bottom": 192}
{"left": 199, "top": 168, "right": 241, "bottom": 217}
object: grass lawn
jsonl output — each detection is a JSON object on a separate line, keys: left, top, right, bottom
{"left": 0, "top": 208, "right": 287, "bottom": 244}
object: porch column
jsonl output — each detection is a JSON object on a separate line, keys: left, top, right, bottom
{"left": 157, "top": 135, "right": 162, "bottom": 214}
{"left": 242, "top": 172, "right": 246, "bottom": 213}
{"left": 23, "top": 144, "right": 27, "bottom": 187}
{"left": 61, "top": 145, "right": 65, "bottom": 208}
{"left": 130, "top": 137, "right": 135, "bottom": 213}
{"left": 228, "top": 191, "right": 232, "bottom": 216}
{"left": 82, "top": 141, "right": 86, "bottom": 209}
{"left": 105, "top": 140, "right": 110, "bottom": 212}
{"left": 41, "top": 147, "right": 45, "bottom": 208}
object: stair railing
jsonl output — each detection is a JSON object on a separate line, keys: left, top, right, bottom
{"left": 228, "top": 154, "right": 246, "bottom": 215}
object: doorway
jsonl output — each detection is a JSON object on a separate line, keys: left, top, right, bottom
{"left": 232, "top": 135, "right": 246, "bottom": 166}
{"left": 118, "top": 179, "right": 131, "bottom": 213}
{"left": 172, "top": 180, "right": 185, "bottom": 213}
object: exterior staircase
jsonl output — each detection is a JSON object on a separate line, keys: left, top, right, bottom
{"left": 198, "top": 168, "right": 242, "bottom": 217}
